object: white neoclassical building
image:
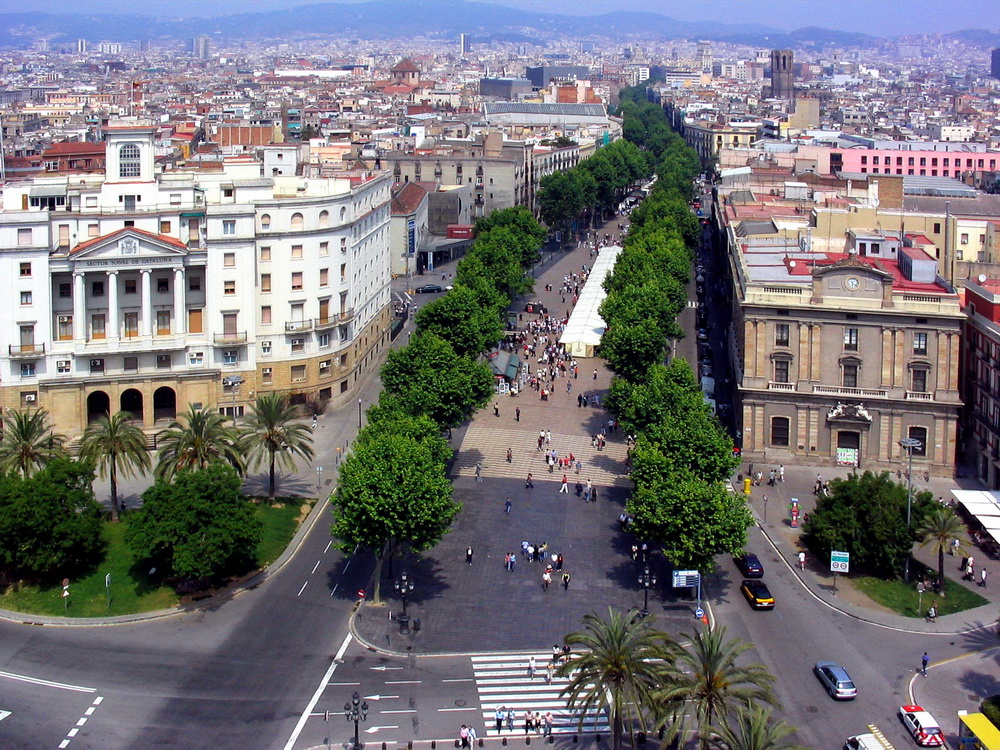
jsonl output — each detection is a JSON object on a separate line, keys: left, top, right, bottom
{"left": 0, "top": 122, "right": 393, "bottom": 436}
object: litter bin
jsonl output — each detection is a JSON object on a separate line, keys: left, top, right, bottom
{"left": 413, "top": 618, "right": 421, "bottom": 633}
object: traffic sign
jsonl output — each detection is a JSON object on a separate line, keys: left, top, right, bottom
{"left": 830, "top": 550, "right": 850, "bottom": 573}
{"left": 694, "top": 607, "right": 705, "bottom": 619}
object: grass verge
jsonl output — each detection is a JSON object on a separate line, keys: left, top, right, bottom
{"left": 0, "top": 497, "right": 314, "bottom": 618}
{"left": 852, "top": 560, "right": 988, "bottom": 618}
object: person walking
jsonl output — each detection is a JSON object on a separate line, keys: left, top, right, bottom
{"left": 545, "top": 430, "right": 552, "bottom": 445}
{"left": 515, "top": 406, "right": 520, "bottom": 422}
{"left": 495, "top": 707, "right": 505, "bottom": 734}
{"left": 981, "top": 568, "right": 989, "bottom": 587}
{"left": 525, "top": 472, "right": 533, "bottom": 488}
{"left": 494, "top": 403, "right": 500, "bottom": 417}
{"left": 475, "top": 462, "right": 482, "bottom": 482}
{"left": 542, "top": 571, "right": 552, "bottom": 591}
{"left": 528, "top": 656, "right": 536, "bottom": 679}
{"left": 593, "top": 369, "right": 598, "bottom": 380}
{"left": 921, "top": 651, "right": 929, "bottom": 678}
{"left": 543, "top": 712, "right": 554, "bottom": 737}
{"left": 505, "top": 497, "right": 512, "bottom": 514}
{"left": 460, "top": 725, "right": 470, "bottom": 749}
{"left": 468, "top": 726, "right": 477, "bottom": 745}
{"left": 779, "top": 464, "right": 785, "bottom": 482}
{"left": 506, "top": 708, "right": 514, "bottom": 731}
{"left": 798, "top": 551, "right": 806, "bottom": 571}
{"left": 545, "top": 661, "right": 555, "bottom": 684}
{"left": 311, "top": 414, "right": 318, "bottom": 429}
{"left": 562, "top": 572, "right": 571, "bottom": 590}
{"left": 506, "top": 447, "right": 512, "bottom": 463}
{"left": 466, "top": 545, "right": 474, "bottom": 564}
{"left": 559, "top": 474, "right": 569, "bottom": 493}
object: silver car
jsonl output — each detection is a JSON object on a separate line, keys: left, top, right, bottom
{"left": 814, "top": 661, "right": 857, "bottom": 700}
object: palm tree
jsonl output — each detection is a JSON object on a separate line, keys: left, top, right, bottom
{"left": 557, "top": 607, "right": 676, "bottom": 750}
{"left": 0, "top": 408, "right": 66, "bottom": 478}
{"left": 154, "top": 405, "right": 244, "bottom": 482}
{"left": 79, "top": 411, "right": 151, "bottom": 520}
{"left": 704, "top": 703, "right": 807, "bottom": 750}
{"left": 657, "top": 626, "right": 777, "bottom": 749}
{"left": 917, "top": 506, "right": 967, "bottom": 597}
{"left": 241, "top": 393, "right": 315, "bottom": 499}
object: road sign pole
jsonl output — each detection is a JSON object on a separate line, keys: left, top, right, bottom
{"left": 832, "top": 571, "right": 837, "bottom": 596}
{"left": 105, "top": 573, "right": 112, "bottom": 610}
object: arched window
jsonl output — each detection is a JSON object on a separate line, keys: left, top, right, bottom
{"left": 260, "top": 213, "right": 271, "bottom": 230}
{"left": 319, "top": 210, "right": 330, "bottom": 228}
{"left": 770, "top": 417, "right": 790, "bottom": 447}
{"left": 119, "top": 144, "right": 141, "bottom": 179}
{"left": 340, "top": 207, "right": 347, "bottom": 222}
{"left": 291, "top": 212, "right": 304, "bottom": 230}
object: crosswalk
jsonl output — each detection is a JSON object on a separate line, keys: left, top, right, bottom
{"left": 471, "top": 653, "right": 610, "bottom": 737}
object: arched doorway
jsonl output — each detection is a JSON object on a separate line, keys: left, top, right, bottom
{"left": 86, "top": 391, "right": 110, "bottom": 423}
{"left": 153, "top": 386, "right": 176, "bottom": 423}
{"left": 120, "top": 389, "right": 144, "bottom": 423}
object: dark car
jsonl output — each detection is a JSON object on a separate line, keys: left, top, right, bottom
{"left": 414, "top": 284, "right": 444, "bottom": 294}
{"left": 734, "top": 553, "right": 764, "bottom": 578}
{"left": 740, "top": 579, "right": 775, "bottom": 610}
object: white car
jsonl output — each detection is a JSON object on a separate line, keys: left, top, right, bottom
{"left": 898, "top": 705, "right": 945, "bottom": 747}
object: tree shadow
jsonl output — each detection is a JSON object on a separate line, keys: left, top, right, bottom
{"left": 955, "top": 661, "right": 1000, "bottom": 704}
{"left": 242, "top": 470, "right": 312, "bottom": 498}
{"left": 959, "top": 624, "right": 1000, "bottom": 653}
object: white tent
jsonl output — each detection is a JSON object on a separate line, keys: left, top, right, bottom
{"left": 560, "top": 246, "right": 622, "bottom": 358}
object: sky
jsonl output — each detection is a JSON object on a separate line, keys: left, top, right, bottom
{"left": 12, "top": 0, "right": 1000, "bottom": 37}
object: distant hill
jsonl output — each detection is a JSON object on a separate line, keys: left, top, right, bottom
{"left": 0, "top": 1, "right": 914, "bottom": 49}
{"left": 944, "top": 28, "right": 1000, "bottom": 49}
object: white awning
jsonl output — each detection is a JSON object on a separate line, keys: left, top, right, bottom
{"left": 29, "top": 184, "right": 67, "bottom": 197}
{"left": 559, "top": 246, "right": 622, "bottom": 358}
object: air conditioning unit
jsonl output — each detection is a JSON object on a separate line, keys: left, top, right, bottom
{"left": 24, "top": 394, "right": 36, "bottom": 403}
{"left": 90, "top": 359, "right": 103, "bottom": 368}
{"left": 58, "top": 315, "right": 71, "bottom": 324}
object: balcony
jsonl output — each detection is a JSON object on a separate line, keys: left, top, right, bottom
{"left": 813, "top": 385, "right": 888, "bottom": 399}
{"left": 337, "top": 308, "right": 355, "bottom": 323}
{"left": 285, "top": 319, "right": 314, "bottom": 333}
{"left": 214, "top": 331, "right": 248, "bottom": 344}
{"left": 316, "top": 316, "right": 337, "bottom": 330}
{"left": 768, "top": 381, "right": 795, "bottom": 391}
{"left": 8, "top": 343, "right": 44, "bottom": 358}
{"left": 905, "top": 391, "right": 933, "bottom": 401}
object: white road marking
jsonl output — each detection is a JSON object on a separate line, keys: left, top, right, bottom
{"left": 331, "top": 583, "right": 339, "bottom": 596}
{"left": 85, "top": 707, "right": 96, "bottom": 715}
{"left": 328, "top": 682, "right": 361, "bottom": 686}
{"left": 324, "top": 541, "right": 332, "bottom": 553}
{"left": 92, "top": 697, "right": 103, "bottom": 705}
{"left": 311, "top": 560, "right": 322, "bottom": 574}
{"left": 297, "top": 581, "right": 308, "bottom": 597}
{"left": 76, "top": 717, "right": 87, "bottom": 727}
{"left": 438, "top": 707, "right": 478, "bottom": 712}
{"left": 442, "top": 678, "right": 474, "bottom": 683}
{"left": 0, "top": 710, "right": 10, "bottom": 722}
{"left": 59, "top": 741, "right": 70, "bottom": 749}
{"left": 0, "top": 670, "right": 96, "bottom": 693}
{"left": 364, "top": 725, "right": 399, "bottom": 733}
{"left": 68, "top": 728, "right": 79, "bottom": 737}
{"left": 385, "top": 680, "right": 420, "bottom": 684}
{"left": 343, "top": 560, "right": 352, "bottom": 572}
{"left": 282, "top": 632, "right": 352, "bottom": 750}
{"left": 363, "top": 694, "right": 399, "bottom": 700}
{"left": 380, "top": 709, "right": 416, "bottom": 714}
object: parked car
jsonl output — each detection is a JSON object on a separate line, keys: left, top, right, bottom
{"left": 734, "top": 553, "right": 764, "bottom": 578}
{"left": 414, "top": 284, "right": 444, "bottom": 294}
{"left": 898, "top": 705, "right": 945, "bottom": 747}
{"left": 740, "top": 579, "right": 775, "bottom": 610}
{"left": 813, "top": 661, "right": 857, "bottom": 700}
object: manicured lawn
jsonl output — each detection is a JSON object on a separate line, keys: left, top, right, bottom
{"left": 853, "top": 561, "right": 988, "bottom": 618}
{"left": 0, "top": 498, "right": 314, "bottom": 618}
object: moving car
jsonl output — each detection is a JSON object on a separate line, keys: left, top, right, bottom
{"left": 844, "top": 729, "right": 895, "bottom": 750}
{"left": 898, "top": 705, "right": 945, "bottom": 747}
{"left": 814, "top": 661, "right": 857, "bottom": 700}
{"left": 734, "top": 553, "right": 764, "bottom": 578}
{"left": 740, "top": 579, "right": 774, "bottom": 610}
{"left": 414, "top": 284, "right": 444, "bottom": 294}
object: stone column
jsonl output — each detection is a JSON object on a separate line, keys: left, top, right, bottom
{"left": 73, "top": 272, "right": 86, "bottom": 341}
{"left": 173, "top": 267, "right": 186, "bottom": 335}
{"left": 106, "top": 271, "right": 119, "bottom": 339}
{"left": 140, "top": 270, "right": 152, "bottom": 337}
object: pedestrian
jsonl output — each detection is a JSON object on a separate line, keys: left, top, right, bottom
{"left": 504, "top": 552, "right": 511, "bottom": 570}
{"left": 575, "top": 459, "right": 581, "bottom": 474}
{"left": 545, "top": 430, "right": 551, "bottom": 445}
{"left": 509, "top": 552, "right": 516, "bottom": 570}
{"left": 528, "top": 656, "right": 536, "bottom": 679}
{"left": 533, "top": 712, "right": 542, "bottom": 734}
{"left": 542, "top": 571, "right": 552, "bottom": 591}
{"left": 515, "top": 406, "right": 520, "bottom": 422}
{"left": 965, "top": 561, "right": 975, "bottom": 581}
{"left": 466, "top": 545, "right": 474, "bottom": 564}
{"left": 960, "top": 555, "right": 968, "bottom": 571}
{"left": 475, "top": 462, "right": 482, "bottom": 482}
{"left": 506, "top": 708, "right": 515, "bottom": 731}
{"left": 950, "top": 538, "right": 959, "bottom": 556}
{"left": 495, "top": 707, "right": 505, "bottom": 734}
{"left": 543, "top": 712, "right": 554, "bottom": 737}
{"left": 926, "top": 604, "right": 937, "bottom": 622}
{"left": 779, "top": 464, "right": 785, "bottom": 482}
{"left": 981, "top": 568, "right": 989, "bottom": 587}
{"left": 311, "top": 414, "right": 318, "bottom": 429}
{"left": 593, "top": 369, "right": 598, "bottom": 380}
{"left": 526, "top": 472, "right": 533, "bottom": 488}
{"left": 506, "top": 447, "right": 512, "bottom": 463}
{"left": 556, "top": 554, "right": 564, "bottom": 570}
{"left": 494, "top": 402, "right": 500, "bottom": 417}
{"left": 562, "top": 572, "right": 571, "bottom": 589}
{"left": 460, "top": 725, "right": 470, "bottom": 749}
{"left": 468, "top": 726, "right": 477, "bottom": 745}
{"left": 921, "top": 651, "right": 929, "bottom": 677}
{"left": 523, "top": 711, "right": 532, "bottom": 735}
{"left": 545, "top": 661, "right": 555, "bottom": 684}
{"left": 798, "top": 551, "right": 806, "bottom": 571}
{"left": 559, "top": 474, "right": 569, "bottom": 493}
{"left": 505, "top": 497, "right": 512, "bottom": 514}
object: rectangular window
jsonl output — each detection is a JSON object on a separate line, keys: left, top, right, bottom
{"left": 19, "top": 262, "right": 31, "bottom": 277}
{"left": 291, "top": 272, "right": 303, "bottom": 290}
{"left": 340, "top": 263, "right": 347, "bottom": 282}
{"left": 260, "top": 246, "right": 271, "bottom": 261}
{"left": 319, "top": 268, "right": 329, "bottom": 286}
{"left": 223, "top": 350, "right": 239, "bottom": 365}
{"left": 91, "top": 314, "right": 106, "bottom": 340}
{"left": 57, "top": 315, "right": 73, "bottom": 341}
{"left": 189, "top": 351, "right": 204, "bottom": 366}
{"left": 157, "top": 278, "right": 169, "bottom": 293}
{"left": 57, "top": 360, "right": 71, "bottom": 374}
{"left": 224, "top": 252, "right": 236, "bottom": 268}
{"left": 340, "top": 354, "right": 349, "bottom": 368}
{"left": 261, "top": 340, "right": 272, "bottom": 356}
{"left": 21, "top": 362, "right": 36, "bottom": 378}
{"left": 844, "top": 327, "right": 858, "bottom": 351}
{"left": 319, "top": 242, "right": 329, "bottom": 257}
{"left": 911, "top": 369, "right": 928, "bottom": 393}
{"left": 908, "top": 426, "right": 928, "bottom": 456}
{"left": 775, "top": 323, "right": 790, "bottom": 347}
{"left": 156, "top": 354, "right": 172, "bottom": 370}
{"left": 262, "top": 367, "right": 273, "bottom": 384}
{"left": 88, "top": 223, "right": 99, "bottom": 237}
{"left": 291, "top": 338, "right": 305, "bottom": 353}
{"left": 160, "top": 220, "right": 172, "bottom": 234}
{"left": 319, "top": 299, "right": 330, "bottom": 323}
{"left": 773, "top": 360, "right": 789, "bottom": 383}
{"left": 291, "top": 364, "right": 307, "bottom": 382}
{"left": 20, "top": 291, "right": 32, "bottom": 305}
{"left": 17, "top": 228, "right": 31, "bottom": 246}
{"left": 843, "top": 364, "right": 859, "bottom": 388}
{"left": 90, "top": 357, "right": 104, "bottom": 374}
{"left": 124, "top": 279, "right": 137, "bottom": 294}
{"left": 961, "top": 233, "right": 969, "bottom": 245}
{"left": 188, "top": 308, "right": 203, "bottom": 334}
{"left": 339, "top": 325, "right": 349, "bottom": 342}
{"left": 124, "top": 312, "right": 138, "bottom": 337}
{"left": 156, "top": 310, "right": 171, "bottom": 335}
{"left": 223, "top": 220, "right": 236, "bottom": 236}
{"left": 340, "top": 237, "right": 348, "bottom": 253}
{"left": 261, "top": 306, "right": 272, "bottom": 325}
{"left": 291, "top": 244, "right": 303, "bottom": 259}
{"left": 260, "top": 274, "right": 271, "bottom": 292}
{"left": 913, "top": 332, "right": 928, "bottom": 355}
{"left": 319, "top": 360, "right": 331, "bottom": 376}
{"left": 189, "top": 276, "right": 201, "bottom": 292}
{"left": 59, "top": 282, "right": 71, "bottom": 298}
{"left": 319, "top": 332, "right": 331, "bottom": 348}
{"left": 224, "top": 280, "right": 236, "bottom": 295}
{"left": 170, "top": 193, "right": 181, "bottom": 205}
{"left": 92, "top": 280, "right": 105, "bottom": 297}
{"left": 770, "top": 417, "right": 790, "bottom": 446}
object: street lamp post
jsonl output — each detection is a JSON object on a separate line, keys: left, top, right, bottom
{"left": 358, "top": 398, "right": 363, "bottom": 429}
{"left": 315, "top": 466, "right": 324, "bottom": 498}
{"left": 344, "top": 691, "right": 369, "bottom": 750}
{"left": 637, "top": 565, "right": 657, "bottom": 618}
{"left": 394, "top": 571, "right": 414, "bottom": 634}
{"left": 900, "top": 437, "right": 922, "bottom": 582}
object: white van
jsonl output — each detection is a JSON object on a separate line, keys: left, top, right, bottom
{"left": 844, "top": 730, "right": 895, "bottom": 750}
{"left": 700, "top": 376, "right": 716, "bottom": 398}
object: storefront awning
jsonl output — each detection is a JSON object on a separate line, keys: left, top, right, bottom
{"left": 29, "top": 185, "right": 67, "bottom": 197}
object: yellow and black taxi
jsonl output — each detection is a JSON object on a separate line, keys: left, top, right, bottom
{"left": 740, "top": 579, "right": 775, "bottom": 610}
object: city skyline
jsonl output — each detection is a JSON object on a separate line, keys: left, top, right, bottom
{"left": 15, "top": 0, "right": 1000, "bottom": 38}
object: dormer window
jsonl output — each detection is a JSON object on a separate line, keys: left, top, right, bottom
{"left": 119, "top": 143, "right": 141, "bottom": 179}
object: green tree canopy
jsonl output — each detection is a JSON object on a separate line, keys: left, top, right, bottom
{"left": 917, "top": 506, "right": 968, "bottom": 597}
{"left": 363, "top": 402, "right": 453, "bottom": 466}
{"left": 415, "top": 284, "right": 503, "bottom": 357}
{"left": 241, "top": 393, "right": 316, "bottom": 499}
{"left": 600, "top": 319, "right": 669, "bottom": 383}
{"left": 154, "top": 405, "right": 244, "bottom": 482}
{"left": 79, "top": 410, "right": 151, "bottom": 520}
{"left": 126, "top": 464, "right": 263, "bottom": 580}
{"left": 473, "top": 206, "right": 547, "bottom": 251}
{"left": 331, "top": 430, "right": 458, "bottom": 601}
{"left": 0, "top": 408, "right": 67, "bottom": 479}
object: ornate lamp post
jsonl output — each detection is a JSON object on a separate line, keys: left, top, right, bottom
{"left": 637, "top": 564, "right": 657, "bottom": 618}
{"left": 394, "top": 571, "right": 414, "bottom": 634}
{"left": 900, "top": 437, "right": 922, "bottom": 582}
{"left": 344, "top": 691, "right": 369, "bottom": 750}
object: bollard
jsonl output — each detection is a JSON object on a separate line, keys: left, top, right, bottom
{"left": 525, "top": 738, "right": 530, "bottom": 746}
{"left": 455, "top": 741, "right": 460, "bottom": 748}
{"left": 479, "top": 740, "right": 483, "bottom": 748}
{"left": 503, "top": 739, "right": 508, "bottom": 746}
{"left": 383, "top": 743, "right": 388, "bottom": 750}
{"left": 432, "top": 742, "right": 437, "bottom": 749}
{"left": 413, "top": 618, "right": 422, "bottom": 633}
{"left": 409, "top": 743, "right": 413, "bottom": 750}
{"left": 572, "top": 736, "right": 578, "bottom": 744}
